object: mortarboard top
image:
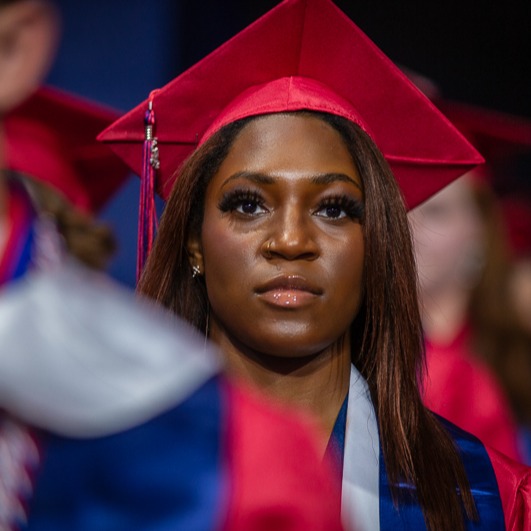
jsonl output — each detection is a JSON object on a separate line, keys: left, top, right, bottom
{"left": 4, "top": 86, "right": 131, "bottom": 213}
{"left": 99, "top": 0, "right": 483, "bottom": 211}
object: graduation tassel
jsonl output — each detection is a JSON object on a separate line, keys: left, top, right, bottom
{"left": 138, "top": 94, "right": 160, "bottom": 283}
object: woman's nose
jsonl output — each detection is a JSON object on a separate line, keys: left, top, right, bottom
{"left": 261, "top": 206, "right": 319, "bottom": 261}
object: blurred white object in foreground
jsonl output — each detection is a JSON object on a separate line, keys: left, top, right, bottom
{"left": 0, "top": 258, "right": 219, "bottom": 438}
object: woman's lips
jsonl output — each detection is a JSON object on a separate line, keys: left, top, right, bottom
{"left": 255, "top": 276, "right": 322, "bottom": 308}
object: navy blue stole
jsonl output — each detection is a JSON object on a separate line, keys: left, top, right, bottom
{"left": 327, "top": 401, "right": 506, "bottom": 529}
{"left": 24, "top": 376, "right": 226, "bottom": 531}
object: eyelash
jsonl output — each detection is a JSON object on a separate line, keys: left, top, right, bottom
{"left": 218, "top": 189, "right": 266, "bottom": 214}
{"left": 218, "top": 188, "right": 364, "bottom": 220}
{"left": 315, "top": 194, "right": 365, "bottom": 220}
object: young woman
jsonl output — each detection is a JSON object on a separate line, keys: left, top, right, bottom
{"left": 101, "top": 0, "right": 531, "bottom": 529}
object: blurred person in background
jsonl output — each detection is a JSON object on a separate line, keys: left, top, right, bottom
{"left": 410, "top": 173, "right": 525, "bottom": 461}
{"left": 408, "top": 76, "right": 531, "bottom": 464}
{"left": 0, "top": 2, "right": 344, "bottom": 529}
{"left": 2, "top": 86, "right": 124, "bottom": 274}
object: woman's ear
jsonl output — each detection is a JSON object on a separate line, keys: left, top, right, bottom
{"left": 0, "top": 0, "right": 60, "bottom": 114}
{"left": 186, "top": 232, "right": 204, "bottom": 275}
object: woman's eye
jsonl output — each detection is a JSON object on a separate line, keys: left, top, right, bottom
{"left": 316, "top": 204, "right": 346, "bottom": 219}
{"left": 314, "top": 196, "right": 364, "bottom": 220}
{"left": 236, "top": 199, "right": 266, "bottom": 215}
{"left": 218, "top": 190, "right": 268, "bottom": 217}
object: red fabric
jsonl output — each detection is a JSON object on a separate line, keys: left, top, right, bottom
{"left": 486, "top": 446, "right": 531, "bottom": 531}
{"left": 200, "top": 77, "right": 371, "bottom": 144}
{"left": 5, "top": 118, "right": 90, "bottom": 211}
{"left": 99, "top": 0, "right": 482, "bottom": 210}
{"left": 422, "top": 325, "right": 522, "bottom": 462}
{"left": 4, "top": 86, "right": 130, "bottom": 213}
{"left": 222, "top": 381, "right": 343, "bottom": 531}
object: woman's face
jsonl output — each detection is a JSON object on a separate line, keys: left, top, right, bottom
{"left": 194, "top": 113, "right": 365, "bottom": 358}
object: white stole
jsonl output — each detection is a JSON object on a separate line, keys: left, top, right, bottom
{"left": 0, "top": 258, "right": 219, "bottom": 438}
{"left": 341, "top": 364, "right": 380, "bottom": 531}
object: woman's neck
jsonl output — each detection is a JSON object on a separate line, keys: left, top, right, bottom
{"left": 213, "top": 331, "right": 352, "bottom": 447}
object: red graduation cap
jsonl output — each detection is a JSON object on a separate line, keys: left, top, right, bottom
{"left": 100, "top": 0, "right": 482, "bottom": 205}
{"left": 98, "top": 0, "right": 483, "bottom": 276}
{"left": 4, "top": 86, "right": 130, "bottom": 213}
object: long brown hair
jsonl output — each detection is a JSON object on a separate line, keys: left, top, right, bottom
{"left": 139, "top": 111, "right": 477, "bottom": 530}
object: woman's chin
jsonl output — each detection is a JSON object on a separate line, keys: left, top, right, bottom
{"left": 241, "top": 335, "right": 339, "bottom": 364}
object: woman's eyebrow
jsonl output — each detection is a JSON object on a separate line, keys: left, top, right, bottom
{"left": 221, "top": 171, "right": 275, "bottom": 188}
{"left": 310, "top": 172, "right": 362, "bottom": 191}
{"left": 221, "top": 171, "right": 362, "bottom": 191}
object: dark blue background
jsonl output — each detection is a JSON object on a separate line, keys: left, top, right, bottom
{"left": 46, "top": 1, "right": 181, "bottom": 287}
